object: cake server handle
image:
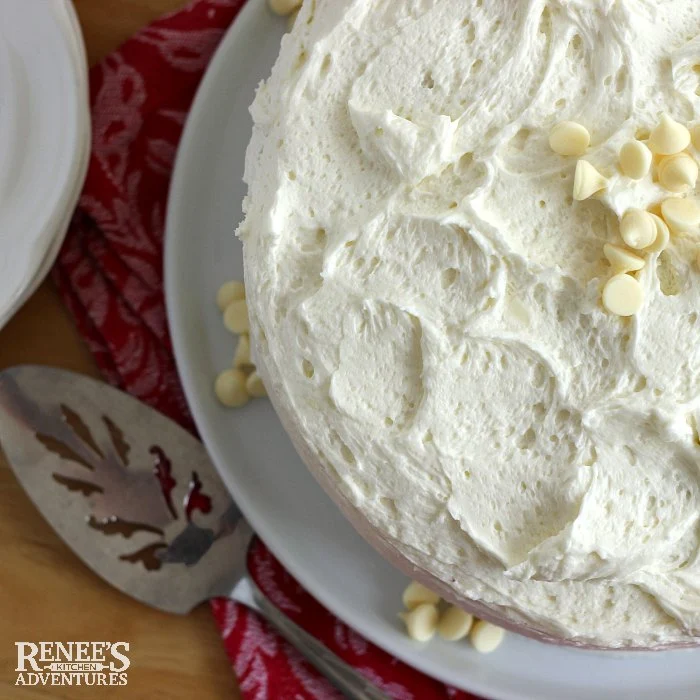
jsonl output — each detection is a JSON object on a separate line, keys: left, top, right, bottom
{"left": 232, "top": 576, "right": 391, "bottom": 700}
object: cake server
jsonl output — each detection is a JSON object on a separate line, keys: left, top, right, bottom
{"left": 0, "top": 365, "right": 389, "bottom": 700}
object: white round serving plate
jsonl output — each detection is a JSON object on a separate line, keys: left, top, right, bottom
{"left": 165, "top": 2, "right": 700, "bottom": 698}
{"left": 0, "top": 0, "right": 90, "bottom": 329}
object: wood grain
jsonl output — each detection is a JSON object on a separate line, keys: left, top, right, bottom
{"left": 0, "top": 2, "right": 241, "bottom": 697}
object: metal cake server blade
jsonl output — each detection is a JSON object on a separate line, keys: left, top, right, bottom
{"left": 0, "top": 365, "right": 389, "bottom": 700}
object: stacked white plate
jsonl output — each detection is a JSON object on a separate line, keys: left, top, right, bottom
{"left": 0, "top": 0, "right": 90, "bottom": 330}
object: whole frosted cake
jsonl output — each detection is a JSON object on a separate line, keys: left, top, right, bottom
{"left": 238, "top": 0, "right": 700, "bottom": 648}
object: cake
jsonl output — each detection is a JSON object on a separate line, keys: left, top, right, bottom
{"left": 237, "top": 0, "right": 700, "bottom": 648}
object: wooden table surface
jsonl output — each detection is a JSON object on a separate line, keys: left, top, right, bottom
{"left": 0, "top": 2, "right": 241, "bottom": 697}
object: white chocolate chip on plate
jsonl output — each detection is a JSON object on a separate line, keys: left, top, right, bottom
{"left": 399, "top": 603, "right": 439, "bottom": 642}
{"left": 402, "top": 580, "right": 441, "bottom": 609}
{"left": 216, "top": 280, "right": 245, "bottom": 312}
{"left": 268, "top": 0, "right": 302, "bottom": 16}
{"left": 646, "top": 214, "right": 671, "bottom": 253}
{"left": 603, "top": 243, "right": 645, "bottom": 272}
{"left": 619, "top": 140, "right": 652, "bottom": 180}
{"left": 233, "top": 333, "right": 252, "bottom": 370}
{"left": 602, "top": 274, "right": 644, "bottom": 317}
{"left": 549, "top": 121, "right": 590, "bottom": 156}
{"left": 658, "top": 153, "right": 698, "bottom": 193}
{"left": 215, "top": 369, "right": 250, "bottom": 408}
{"left": 661, "top": 198, "right": 700, "bottom": 235}
{"left": 620, "top": 209, "right": 657, "bottom": 249}
{"left": 438, "top": 606, "right": 474, "bottom": 642}
{"left": 469, "top": 620, "right": 505, "bottom": 654}
{"left": 573, "top": 160, "right": 608, "bottom": 201}
{"left": 223, "top": 298, "right": 250, "bottom": 334}
{"left": 648, "top": 113, "right": 691, "bottom": 155}
{"left": 246, "top": 371, "right": 268, "bottom": 398}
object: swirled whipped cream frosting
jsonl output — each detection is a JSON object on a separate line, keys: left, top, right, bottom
{"left": 238, "top": 0, "right": 700, "bottom": 647}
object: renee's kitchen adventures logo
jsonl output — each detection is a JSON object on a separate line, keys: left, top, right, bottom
{"left": 14, "top": 642, "right": 130, "bottom": 687}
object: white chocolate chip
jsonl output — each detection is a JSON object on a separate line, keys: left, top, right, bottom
{"left": 223, "top": 299, "right": 250, "bottom": 334}
{"left": 233, "top": 333, "right": 252, "bottom": 370}
{"left": 399, "top": 603, "right": 439, "bottom": 642}
{"left": 603, "top": 243, "right": 645, "bottom": 272}
{"left": 619, "top": 140, "right": 652, "bottom": 180}
{"left": 215, "top": 369, "right": 250, "bottom": 408}
{"left": 647, "top": 202, "right": 664, "bottom": 218}
{"left": 402, "top": 580, "right": 441, "bottom": 609}
{"left": 648, "top": 113, "right": 691, "bottom": 155}
{"left": 216, "top": 280, "right": 245, "bottom": 312}
{"left": 658, "top": 153, "right": 698, "bottom": 193}
{"left": 692, "top": 125, "right": 700, "bottom": 152}
{"left": 549, "top": 121, "right": 590, "bottom": 156}
{"left": 246, "top": 372, "right": 268, "bottom": 398}
{"left": 661, "top": 198, "right": 700, "bottom": 235}
{"left": 646, "top": 214, "right": 671, "bottom": 253}
{"left": 573, "top": 160, "right": 608, "bottom": 201}
{"left": 620, "top": 209, "right": 657, "bottom": 249}
{"left": 602, "top": 274, "right": 644, "bottom": 317}
{"left": 469, "top": 620, "right": 505, "bottom": 654}
{"left": 268, "top": 0, "right": 302, "bottom": 16}
{"left": 438, "top": 606, "right": 474, "bottom": 642}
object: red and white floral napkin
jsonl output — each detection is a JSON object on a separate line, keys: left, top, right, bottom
{"left": 54, "top": 1, "right": 482, "bottom": 697}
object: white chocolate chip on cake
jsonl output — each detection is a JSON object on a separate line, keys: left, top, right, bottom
{"left": 217, "top": 280, "right": 245, "bottom": 311}
{"left": 661, "top": 198, "right": 700, "bottom": 234}
{"left": 223, "top": 299, "right": 250, "bottom": 334}
{"left": 268, "top": 0, "right": 302, "bottom": 16}
{"left": 619, "top": 140, "right": 652, "bottom": 180}
{"left": 469, "top": 620, "right": 505, "bottom": 654}
{"left": 692, "top": 124, "right": 700, "bottom": 151}
{"left": 402, "top": 580, "right": 441, "bottom": 609}
{"left": 399, "top": 603, "right": 439, "bottom": 642}
{"left": 648, "top": 113, "right": 691, "bottom": 155}
{"left": 438, "top": 606, "right": 474, "bottom": 642}
{"left": 549, "top": 121, "right": 590, "bottom": 156}
{"left": 620, "top": 209, "right": 657, "bottom": 249}
{"left": 646, "top": 214, "right": 671, "bottom": 253}
{"left": 658, "top": 153, "right": 698, "bottom": 193}
{"left": 603, "top": 243, "right": 645, "bottom": 272}
{"left": 233, "top": 334, "right": 252, "bottom": 370}
{"left": 215, "top": 369, "right": 250, "bottom": 408}
{"left": 602, "top": 274, "right": 644, "bottom": 317}
{"left": 573, "top": 160, "right": 608, "bottom": 200}
{"left": 246, "top": 372, "right": 268, "bottom": 398}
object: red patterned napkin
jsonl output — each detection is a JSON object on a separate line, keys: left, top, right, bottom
{"left": 54, "top": 2, "right": 481, "bottom": 698}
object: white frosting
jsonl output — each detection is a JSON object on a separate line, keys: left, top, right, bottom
{"left": 239, "top": 0, "right": 700, "bottom": 647}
